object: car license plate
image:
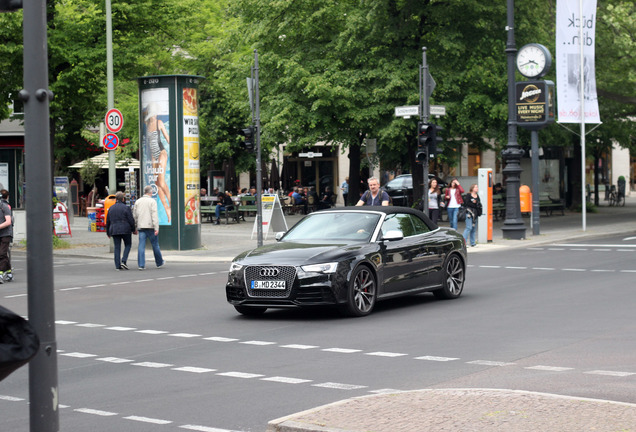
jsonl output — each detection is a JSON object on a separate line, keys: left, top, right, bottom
{"left": 251, "top": 280, "right": 286, "bottom": 290}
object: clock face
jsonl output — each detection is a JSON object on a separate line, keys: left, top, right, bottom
{"left": 516, "top": 44, "right": 551, "bottom": 78}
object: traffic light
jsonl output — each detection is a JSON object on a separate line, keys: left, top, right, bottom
{"left": 0, "top": 0, "right": 22, "bottom": 11}
{"left": 239, "top": 126, "right": 255, "bottom": 151}
{"left": 426, "top": 124, "right": 444, "bottom": 159}
{"left": 416, "top": 122, "right": 428, "bottom": 163}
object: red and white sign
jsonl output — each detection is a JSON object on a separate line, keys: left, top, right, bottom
{"left": 103, "top": 133, "right": 119, "bottom": 151}
{"left": 105, "top": 108, "right": 124, "bottom": 133}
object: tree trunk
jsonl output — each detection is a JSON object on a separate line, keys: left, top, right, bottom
{"left": 347, "top": 141, "right": 363, "bottom": 205}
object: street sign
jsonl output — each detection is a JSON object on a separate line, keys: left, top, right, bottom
{"left": 298, "top": 152, "right": 323, "bottom": 158}
{"left": 430, "top": 105, "right": 446, "bottom": 116}
{"left": 105, "top": 108, "right": 124, "bottom": 133}
{"left": 427, "top": 72, "right": 436, "bottom": 98}
{"left": 395, "top": 105, "right": 420, "bottom": 117}
{"left": 102, "top": 133, "right": 119, "bottom": 151}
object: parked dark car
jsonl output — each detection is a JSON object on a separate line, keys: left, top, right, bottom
{"left": 226, "top": 207, "right": 467, "bottom": 317}
{"left": 384, "top": 174, "right": 447, "bottom": 207}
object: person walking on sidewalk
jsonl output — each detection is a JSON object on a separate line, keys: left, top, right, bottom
{"left": 0, "top": 189, "right": 13, "bottom": 283}
{"left": 133, "top": 185, "right": 165, "bottom": 270}
{"left": 462, "top": 184, "right": 482, "bottom": 247}
{"left": 106, "top": 192, "right": 136, "bottom": 270}
{"left": 444, "top": 178, "right": 464, "bottom": 230}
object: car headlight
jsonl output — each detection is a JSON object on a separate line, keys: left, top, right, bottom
{"left": 229, "top": 262, "right": 244, "bottom": 273}
{"left": 301, "top": 262, "right": 338, "bottom": 274}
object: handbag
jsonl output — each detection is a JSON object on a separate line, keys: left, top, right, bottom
{"left": 457, "top": 206, "right": 467, "bottom": 222}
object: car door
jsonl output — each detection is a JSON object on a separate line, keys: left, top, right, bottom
{"left": 379, "top": 213, "right": 427, "bottom": 294}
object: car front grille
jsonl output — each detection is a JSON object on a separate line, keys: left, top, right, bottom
{"left": 244, "top": 265, "right": 296, "bottom": 298}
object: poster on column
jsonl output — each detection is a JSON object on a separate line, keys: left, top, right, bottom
{"left": 141, "top": 88, "right": 172, "bottom": 225}
{"left": 183, "top": 88, "right": 200, "bottom": 225}
{"left": 556, "top": 0, "right": 600, "bottom": 124}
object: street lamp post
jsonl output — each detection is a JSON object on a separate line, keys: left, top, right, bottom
{"left": 502, "top": 0, "right": 527, "bottom": 240}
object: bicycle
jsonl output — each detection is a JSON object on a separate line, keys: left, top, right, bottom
{"left": 607, "top": 185, "right": 624, "bottom": 207}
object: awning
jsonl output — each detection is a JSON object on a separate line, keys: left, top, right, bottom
{"left": 68, "top": 153, "right": 139, "bottom": 169}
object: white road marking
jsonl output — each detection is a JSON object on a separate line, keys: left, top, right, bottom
{"left": 312, "top": 382, "right": 367, "bottom": 390}
{"left": 3, "top": 294, "right": 26, "bottom": 298}
{"left": 172, "top": 367, "right": 216, "bottom": 374}
{"left": 86, "top": 284, "right": 106, "bottom": 288}
{"left": 55, "top": 320, "right": 78, "bottom": 325}
{"left": 132, "top": 362, "right": 173, "bottom": 368}
{"left": 480, "top": 265, "right": 501, "bottom": 268}
{"left": 593, "top": 248, "right": 612, "bottom": 251}
{"left": 585, "top": 370, "right": 636, "bottom": 377}
{"left": 105, "top": 326, "right": 137, "bottom": 331}
{"left": 124, "top": 415, "right": 172, "bottom": 425}
{"left": 532, "top": 267, "right": 555, "bottom": 271}
{"left": 74, "top": 408, "right": 118, "bottom": 416}
{"left": 204, "top": 336, "right": 239, "bottom": 342}
{"left": 217, "top": 372, "right": 264, "bottom": 379}
{"left": 62, "top": 352, "right": 97, "bottom": 358}
{"left": 261, "top": 376, "right": 313, "bottom": 384}
{"left": 96, "top": 357, "right": 134, "bottom": 364}
{"left": 467, "top": 360, "right": 515, "bottom": 366}
{"left": 178, "top": 274, "right": 198, "bottom": 278}
{"left": 617, "top": 249, "right": 636, "bottom": 252}
{"left": 590, "top": 269, "right": 615, "bottom": 273}
{"left": 525, "top": 365, "right": 574, "bottom": 372}
{"left": 280, "top": 344, "right": 318, "bottom": 350}
{"left": 111, "top": 281, "right": 132, "bottom": 285}
{"left": 75, "top": 323, "right": 106, "bottom": 328}
{"left": 135, "top": 329, "right": 169, "bottom": 335}
{"left": 59, "top": 287, "right": 82, "bottom": 291}
{"left": 415, "top": 356, "right": 459, "bottom": 362}
{"left": 135, "top": 279, "right": 154, "bottom": 283}
{"left": 547, "top": 248, "right": 565, "bottom": 251}
{"left": 505, "top": 266, "right": 527, "bottom": 270}
{"left": 365, "top": 352, "right": 408, "bottom": 358}
{"left": 620, "top": 270, "right": 636, "bottom": 273}
{"left": 240, "top": 340, "right": 276, "bottom": 346}
{"left": 169, "top": 333, "right": 202, "bottom": 338}
{"left": 322, "top": 348, "right": 362, "bottom": 354}
{"left": 0, "top": 395, "right": 24, "bottom": 401}
{"left": 563, "top": 268, "right": 586, "bottom": 272}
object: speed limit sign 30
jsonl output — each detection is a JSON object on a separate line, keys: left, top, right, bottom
{"left": 105, "top": 108, "right": 124, "bottom": 133}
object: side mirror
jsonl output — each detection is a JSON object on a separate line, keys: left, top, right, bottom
{"left": 275, "top": 231, "right": 286, "bottom": 241}
{"left": 381, "top": 230, "right": 403, "bottom": 242}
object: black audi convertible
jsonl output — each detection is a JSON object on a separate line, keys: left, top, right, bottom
{"left": 226, "top": 206, "right": 467, "bottom": 317}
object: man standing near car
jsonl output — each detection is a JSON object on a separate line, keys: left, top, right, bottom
{"left": 133, "top": 185, "right": 165, "bottom": 270}
{"left": 356, "top": 177, "right": 389, "bottom": 206}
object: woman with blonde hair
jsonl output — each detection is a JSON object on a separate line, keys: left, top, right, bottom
{"left": 143, "top": 102, "right": 171, "bottom": 222}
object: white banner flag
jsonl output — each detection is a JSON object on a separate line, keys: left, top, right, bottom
{"left": 556, "top": 0, "right": 600, "bottom": 123}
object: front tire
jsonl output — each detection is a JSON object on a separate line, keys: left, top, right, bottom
{"left": 433, "top": 254, "right": 465, "bottom": 299}
{"left": 341, "top": 266, "right": 376, "bottom": 317}
{"left": 234, "top": 305, "right": 267, "bottom": 316}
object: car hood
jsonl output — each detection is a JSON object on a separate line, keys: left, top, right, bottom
{"left": 235, "top": 241, "right": 366, "bottom": 265}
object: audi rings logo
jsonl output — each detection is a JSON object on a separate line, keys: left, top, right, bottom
{"left": 260, "top": 267, "right": 280, "bottom": 277}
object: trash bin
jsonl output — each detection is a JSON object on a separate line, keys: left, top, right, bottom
{"left": 103, "top": 194, "right": 117, "bottom": 224}
{"left": 519, "top": 185, "right": 532, "bottom": 213}
{"left": 618, "top": 178, "right": 626, "bottom": 197}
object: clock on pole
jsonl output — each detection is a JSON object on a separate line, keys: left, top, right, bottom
{"left": 516, "top": 43, "right": 552, "bottom": 78}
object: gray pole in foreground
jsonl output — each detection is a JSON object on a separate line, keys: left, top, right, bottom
{"left": 501, "top": 0, "right": 526, "bottom": 240}
{"left": 21, "top": 1, "right": 59, "bottom": 430}
{"left": 106, "top": 0, "right": 116, "bottom": 193}
{"left": 420, "top": 47, "right": 429, "bottom": 214}
{"left": 254, "top": 50, "right": 263, "bottom": 247}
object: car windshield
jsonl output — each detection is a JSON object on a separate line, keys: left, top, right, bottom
{"left": 282, "top": 212, "right": 382, "bottom": 243}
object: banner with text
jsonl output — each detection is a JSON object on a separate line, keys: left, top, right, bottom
{"left": 556, "top": 0, "right": 600, "bottom": 123}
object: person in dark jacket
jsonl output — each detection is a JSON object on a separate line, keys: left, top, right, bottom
{"left": 462, "top": 184, "right": 482, "bottom": 247}
{"left": 106, "top": 192, "right": 137, "bottom": 270}
{"left": 215, "top": 191, "right": 235, "bottom": 225}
